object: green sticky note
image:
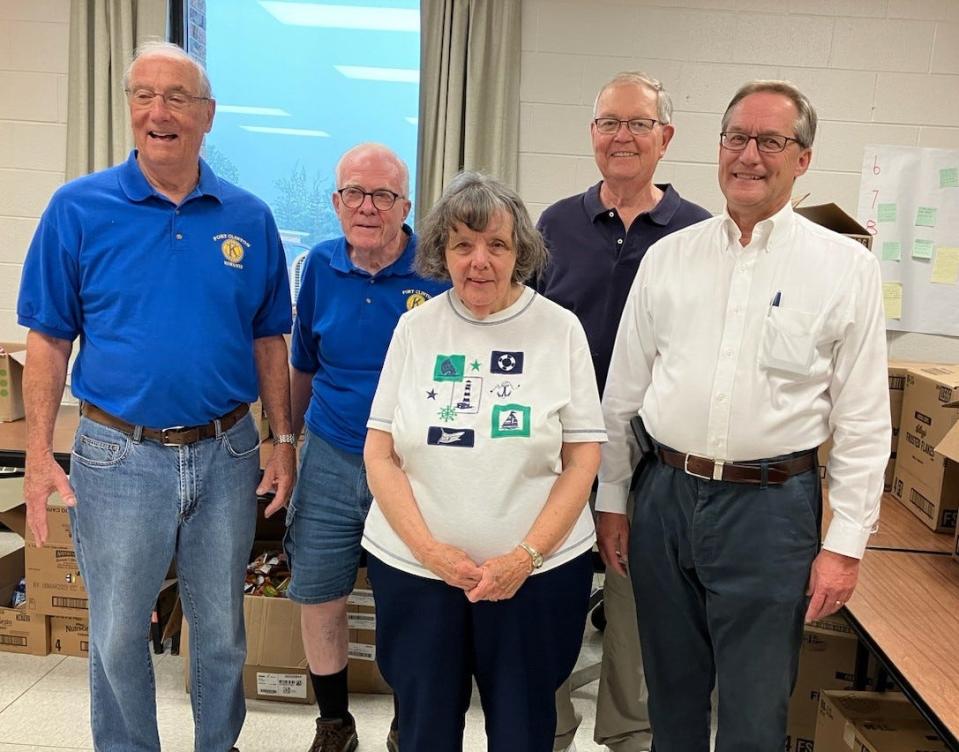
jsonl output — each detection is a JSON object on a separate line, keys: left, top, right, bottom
{"left": 913, "top": 239, "right": 935, "bottom": 259}
{"left": 916, "top": 206, "right": 938, "bottom": 227}
{"left": 940, "top": 167, "right": 959, "bottom": 188}
{"left": 881, "top": 241, "right": 901, "bottom": 261}
{"left": 877, "top": 203, "right": 897, "bottom": 222}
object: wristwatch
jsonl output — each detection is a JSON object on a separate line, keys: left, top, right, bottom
{"left": 271, "top": 433, "right": 297, "bottom": 447}
{"left": 519, "top": 542, "right": 544, "bottom": 570}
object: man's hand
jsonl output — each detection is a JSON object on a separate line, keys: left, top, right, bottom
{"left": 417, "top": 541, "right": 483, "bottom": 591}
{"left": 597, "top": 511, "right": 630, "bottom": 576}
{"left": 24, "top": 453, "right": 76, "bottom": 546}
{"left": 804, "top": 549, "right": 860, "bottom": 623}
{"left": 258, "top": 443, "right": 296, "bottom": 517}
{"left": 467, "top": 548, "right": 532, "bottom": 603}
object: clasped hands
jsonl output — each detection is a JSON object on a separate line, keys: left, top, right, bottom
{"left": 420, "top": 541, "right": 532, "bottom": 603}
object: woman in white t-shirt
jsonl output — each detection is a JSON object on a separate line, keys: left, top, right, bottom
{"left": 363, "top": 172, "right": 607, "bottom": 752}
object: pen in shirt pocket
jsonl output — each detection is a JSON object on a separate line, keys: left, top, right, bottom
{"left": 770, "top": 290, "right": 782, "bottom": 307}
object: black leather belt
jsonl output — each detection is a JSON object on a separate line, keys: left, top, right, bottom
{"left": 81, "top": 402, "right": 249, "bottom": 446}
{"left": 657, "top": 447, "right": 816, "bottom": 485}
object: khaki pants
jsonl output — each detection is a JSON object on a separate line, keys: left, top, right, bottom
{"left": 554, "top": 561, "right": 650, "bottom": 751}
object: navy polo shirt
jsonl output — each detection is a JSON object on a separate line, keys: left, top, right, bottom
{"left": 291, "top": 228, "right": 450, "bottom": 454}
{"left": 18, "top": 150, "right": 292, "bottom": 427}
{"left": 535, "top": 182, "right": 711, "bottom": 394}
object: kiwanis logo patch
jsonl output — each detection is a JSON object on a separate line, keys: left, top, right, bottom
{"left": 403, "top": 288, "right": 432, "bottom": 310}
{"left": 214, "top": 233, "right": 250, "bottom": 269}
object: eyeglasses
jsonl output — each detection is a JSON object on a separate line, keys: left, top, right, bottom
{"left": 593, "top": 117, "right": 659, "bottom": 135}
{"left": 337, "top": 187, "right": 404, "bottom": 211}
{"left": 125, "top": 88, "right": 211, "bottom": 111}
{"left": 720, "top": 132, "right": 803, "bottom": 153}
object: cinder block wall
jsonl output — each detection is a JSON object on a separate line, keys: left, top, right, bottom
{"left": 0, "top": 0, "right": 69, "bottom": 343}
{"left": 518, "top": 0, "right": 959, "bottom": 361}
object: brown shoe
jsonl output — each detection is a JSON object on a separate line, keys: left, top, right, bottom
{"left": 386, "top": 723, "right": 399, "bottom": 752}
{"left": 308, "top": 715, "right": 358, "bottom": 752}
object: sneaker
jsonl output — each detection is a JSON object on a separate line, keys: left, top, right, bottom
{"left": 308, "top": 714, "right": 358, "bottom": 752}
{"left": 386, "top": 723, "right": 399, "bottom": 752}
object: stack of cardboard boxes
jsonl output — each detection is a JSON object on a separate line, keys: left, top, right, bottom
{"left": 891, "top": 365, "right": 959, "bottom": 535}
{"left": 0, "top": 493, "right": 89, "bottom": 657}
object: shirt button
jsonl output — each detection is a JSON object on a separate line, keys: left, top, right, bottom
{"left": 176, "top": 233, "right": 183, "bottom": 240}
{"left": 617, "top": 238, "right": 623, "bottom": 245}
{"left": 365, "top": 297, "right": 372, "bottom": 304}
{"left": 608, "top": 211, "right": 615, "bottom": 218}
{"left": 175, "top": 209, "right": 180, "bottom": 215}
{"left": 724, "top": 349, "right": 734, "bottom": 358}
{"left": 716, "top": 393, "right": 727, "bottom": 402}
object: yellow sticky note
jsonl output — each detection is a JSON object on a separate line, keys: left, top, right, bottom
{"left": 882, "top": 282, "right": 903, "bottom": 320}
{"left": 931, "top": 247, "right": 959, "bottom": 284}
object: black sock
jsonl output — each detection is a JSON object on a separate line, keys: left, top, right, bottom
{"left": 391, "top": 693, "right": 399, "bottom": 730}
{"left": 310, "top": 667, "right": 349, "bottom": 720}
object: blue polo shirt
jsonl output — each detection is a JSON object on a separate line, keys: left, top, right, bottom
{"left": 535, "top": 182, "right": 711, "bottom": 394}
{"left": 18, "top": 150, "right": 292, "bottom": 427}
{"left": 292, "top": 228, "right": 450, "bottom": 454}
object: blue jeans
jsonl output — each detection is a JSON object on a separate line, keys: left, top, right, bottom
{"left": 284, "top": 430, "right": 373, "bottom": 604}
{"left": 69, "top": 412, "right": 260, "bottom": 752}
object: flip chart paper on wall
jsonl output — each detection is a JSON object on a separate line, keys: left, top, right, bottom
{"left": 858, "top": 145, "right": 959, "bottom": 336}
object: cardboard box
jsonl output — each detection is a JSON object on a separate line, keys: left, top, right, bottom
{"left": 0, "top": 342, "right": 27, "bottom": 422}
{"left": 49, "top": 615, "right": 89, "bottom": 657}
{"left": 892, "top": 365, "right": 959, "bottom": 532}
{"left": 346, "top": 567, "right": 390, "bottom": 694}
{"left": 787, "top": 614, "right": 875, "bottom": 751}
{"left": 794, "top": 203, "right": 873, "bottom": 251}
{"left": 0, "top": 544, "right": 49, "bottom": 656}
{"left": 183, "top": 564, "right": 390, "bottom": 704}
{"left": 935, "top": 412, "right": 959, "bottom": 563}
{"left": 24, "top": 544, "right": 87, "bottom": 617}
{"left": 815, "top": 691, "right": 948, "bottom": 752}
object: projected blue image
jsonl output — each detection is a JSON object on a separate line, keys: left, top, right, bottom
{"left": 201, "top": 0, "right": 421, "bottom": 270}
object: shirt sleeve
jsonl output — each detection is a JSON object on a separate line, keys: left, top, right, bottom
{"left": 367, "top": 315, "right": 410, "bottom": 433}
{"left": 252, "top": 211, "right": 293, "bottom": 338}
{"left": 822, "top": 251, "right": 891, "bottom": 559}
{"left": 595, "top": 253, "right": 658, "bottom": 514}
{"left": 17, "top": 196, "right": 82, "bottom": 341}
{"left": 290, "top": 251, "right": 319, "bottom": 373}
{"left": 559, "top": 319, "right": 607, "bottom": 443}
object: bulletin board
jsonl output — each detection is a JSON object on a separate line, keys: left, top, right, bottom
{"left": 857, "top": 145, "right": 959, "bottom": 337}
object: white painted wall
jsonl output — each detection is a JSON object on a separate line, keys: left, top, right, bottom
{"left": 519, "top": 0, "right": 959, "bottom": 361}
{"left": 0, "top": 0, "right": 69, "bottom": 343}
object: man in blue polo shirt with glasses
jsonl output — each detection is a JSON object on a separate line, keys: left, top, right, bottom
{"left": 18, "top": 41, "right": 295, "bottom": 752}
{"left": 285, "top": 143, "right": 448, "bottom": 752}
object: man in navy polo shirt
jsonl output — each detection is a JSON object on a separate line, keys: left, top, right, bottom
{"left": 285, "top": 143, "right": 448, "bottom": 752}
{"left": 536, "top": 72, "right": 710, "bottom": 752}
{"left": 17, "top": 42, "right": 295, "bottom": 752}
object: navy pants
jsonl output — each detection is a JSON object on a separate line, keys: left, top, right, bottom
{"left": 629, "top": 452, "right": 821, "bottom": 752}
{"left": 368, "top": 552, "right": 593, "bottom": 752}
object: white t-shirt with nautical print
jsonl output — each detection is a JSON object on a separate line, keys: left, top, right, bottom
{"left": 363, "top": 286, "right": 607, "bottom": 579}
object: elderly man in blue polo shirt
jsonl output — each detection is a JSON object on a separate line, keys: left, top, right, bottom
{"left": 285, "top": 142, "right": 449, "bottom": 752}
{"left": 536, "top": 71, "right": 710, "bottom": 752}
{"left": 18, "top": 42, "right": 295, "bottom": 752}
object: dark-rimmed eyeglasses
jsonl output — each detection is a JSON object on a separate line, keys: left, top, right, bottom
{"left": 593, "top": 117, "right": 659, "bottom": 135}
{"left": 337, "top": 187, "right": 404, "bottom": 211}
{"left": 125, "top": 88, "right": 211, "bottom": 111}
{"left": 720, "top": 132, "right": 802, "bottom": 154}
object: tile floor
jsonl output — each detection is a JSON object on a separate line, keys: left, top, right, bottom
{"left": 0, "top": 530, "right": 608, "bottom": 751}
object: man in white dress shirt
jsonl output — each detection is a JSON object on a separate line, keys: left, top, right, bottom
{"left": 597, "top": 80, "right": 890, "bottom": 752}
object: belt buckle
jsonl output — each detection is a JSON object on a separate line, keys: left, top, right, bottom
{"left": 160, "top": 425, "right": 188, "bottom": 446}
{"left": 683, "top": 454, "right": 725, "bottom": 481}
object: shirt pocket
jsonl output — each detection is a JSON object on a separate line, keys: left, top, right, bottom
{"left": 758, "top": 308, "right": 820, "bottom": 377}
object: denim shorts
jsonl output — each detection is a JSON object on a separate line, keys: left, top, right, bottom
{"left": 284, "top": 430, "right": 373, "bottom": 604}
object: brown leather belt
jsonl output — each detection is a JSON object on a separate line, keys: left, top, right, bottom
{"left": 81, "top": 402, "right": 249, "bottom": 446}
{"left": 657, "top": 447, "right": 816, "bottom": 485}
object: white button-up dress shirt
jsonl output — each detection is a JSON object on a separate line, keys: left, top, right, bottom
{"left": 597, "top": 202, "right": 891, "bottom": 558}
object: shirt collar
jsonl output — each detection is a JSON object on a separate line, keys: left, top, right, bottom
{"left": 720, "top": 200, "right": 795, "bottom": 253}
{"left": 584, "top": 181, "right": 681, "bottom": 226}
{"left": 329, "top": 225, "right": 417, "bottom": 276}
{"left": 118, "top": 150, "right": 223, "bottom": 205}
